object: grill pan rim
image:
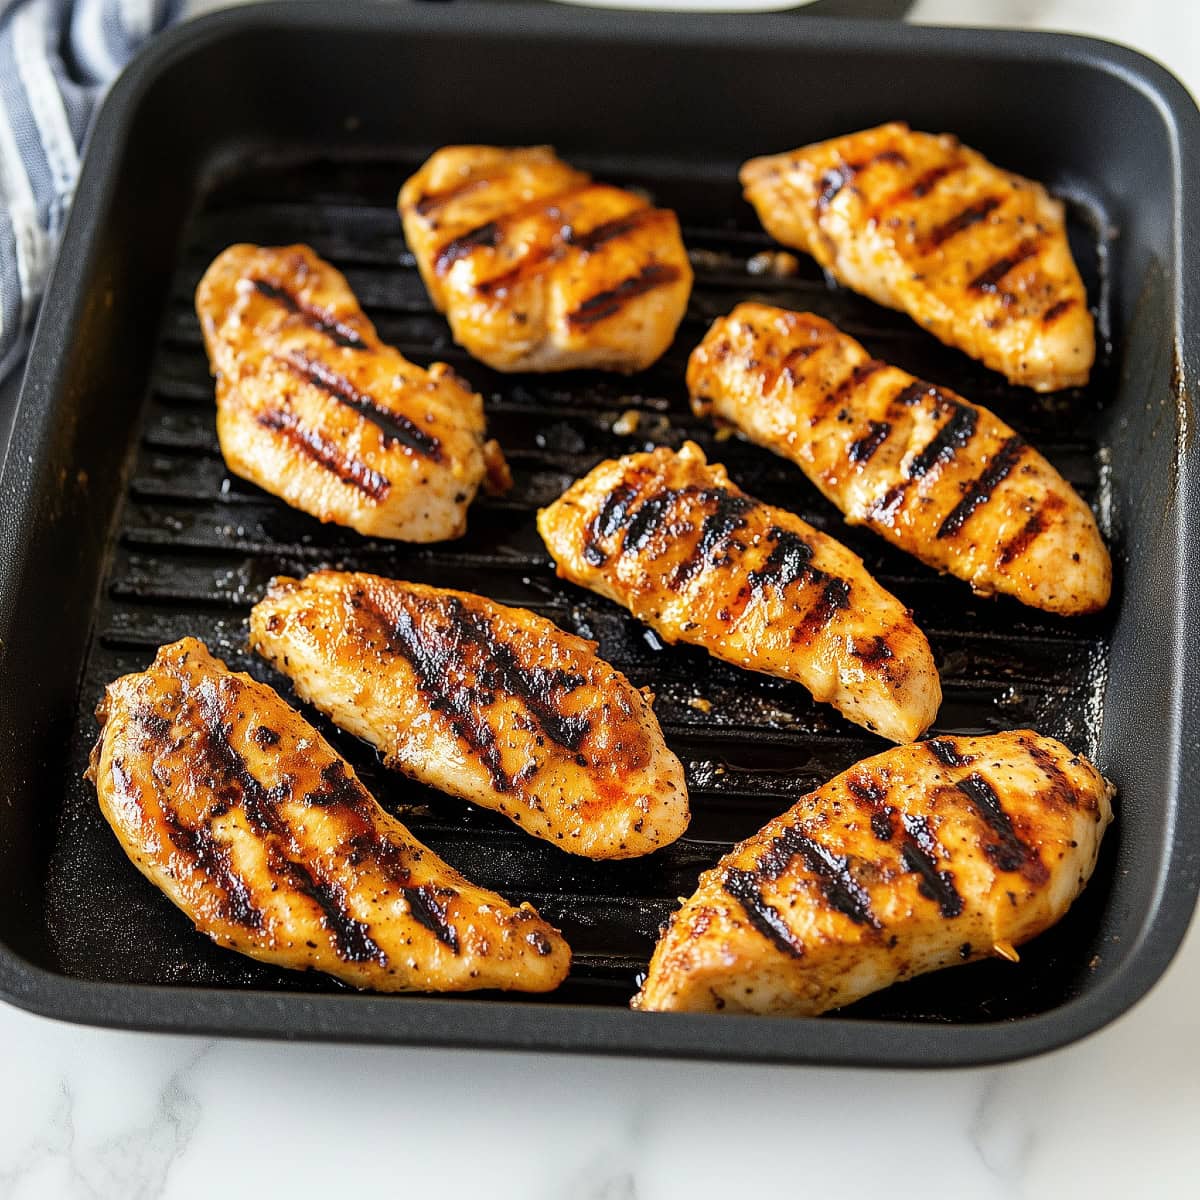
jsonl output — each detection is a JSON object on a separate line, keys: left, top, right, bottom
{"left": 0, "top": 0, "right": 1197, "bottom": 1066}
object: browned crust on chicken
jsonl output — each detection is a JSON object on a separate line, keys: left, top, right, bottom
{"left": 399, "top": 145, "right": 693, "bottom": 373}
{"left": 740, "top": 123, "right": 1094, "bottom": 392}
{"left": 196, "top": 243, "right": 505, "bottom": 542}
{"left": 537, "top": 442, "right": 941, "bottom": 744}
{"left": 634, "top": 730, "right": 1112, "bottom": 1015}
{"left": 687, "top": 304, "right": 1111, "bottom": 614}
{"left": 86, "top": 638, "right": 570, "bottom": 992}
{"left": 249, "top": 572, "right": 689, "bottom": 859}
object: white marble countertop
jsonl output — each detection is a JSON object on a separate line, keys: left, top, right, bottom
{"left": 3, "top": 2, "right": 1198, "bottom": 1197}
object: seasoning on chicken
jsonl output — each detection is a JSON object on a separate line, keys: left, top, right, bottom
{"left": 196, "top": 243, "right": 506, "bottom": 542}
{"left": 87, "top": 638, "right": 570, "bottom": 993}
{"left": 740, "top": 123, "right": 1094, "bottom": 392}
{"left": 250, "top": 572, "right": 689, "bottom": 859}
{"left": 688, "top": 304, "right": 1110, "bottom": 614}
{"left": 537, "top": 442, "right": 941, "bottom": 744}
{"left": 399, "top": 145, "right": 693, "bottom": 373}
{"left": 634, "top": 730, "right": 1112, "bottom": 1015}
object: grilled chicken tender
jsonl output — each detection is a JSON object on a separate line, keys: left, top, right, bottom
{"left": 741, "top": 123, "right": 1095, "bottom": 391}
{"left": 537, "top": 442, "right": 941, "bottom": 744}
{"left": 196, "top": 243, "right": 506, "bottom": 542}
{"left": 634, "top": 731, "right": 1112, "bottom": 1015}
{"left": 250, "top": 572, "right": 689, "bottom": 859}
{"left": 399, "top": 145, "right": 693, "bottom": 373}
{"left": 688, "top": 304, "right": 1111, "bottom": 614}
{"left": 86, "top": 639, "right": 569, "bottom": 992}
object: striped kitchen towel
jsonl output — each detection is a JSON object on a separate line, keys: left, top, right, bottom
{"left": 0, "top": 0, "right": 176, "bottom": 382}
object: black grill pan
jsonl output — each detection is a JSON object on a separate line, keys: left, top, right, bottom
{"left": 0, "top": 2, "right": 1196, "bottom": 1066}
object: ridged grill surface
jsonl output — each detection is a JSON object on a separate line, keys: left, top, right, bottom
{"left": 48, "top": 156, "right": 1115, "bottom": 1021}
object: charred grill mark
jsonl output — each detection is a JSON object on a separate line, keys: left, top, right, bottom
{"left": 566, "top": 263, "right": 682, "bottom": 328}
{"left": 759, "top": 341, "right": 822, "bottom": 394}
{"left": 755, "top": 825, "right": 881, "bottom": 929}
{"left": 817, "top": 161, "right": 860, "bottom": 211}
{"left": 618, "top": 485, "right": 757, "bottom": 573}
{"left": 612, "top": 492, "right": 848, "bottom": 631}
{"left": 906, "top": 403, "right": 979, "bottom": 479}
{"left": 305, "top": 760, "right": 368, "bottom": 808}
{"left": 596, "top": 485, "right": 641, "bottom": 540}
{"left": 870, "top": 809, "right": 895, "bottom": 840}
{"left": 1026, "top": 742, "right": 1080, "bottom": 810}
{"left": 669, "top": 493, "right": 754, "bottom": 590}
{"left": 815, "top": 148, "right": 909, "bottom": 213}
{"left": 404, "top": 884, "right": 460, "bottom": 952}
{"left": 956, "top": 772, "right": 1048, "bottom": 882}
{"left": 356, "top": 596, "right": 506, "bottom": 790}
{"left": 998, "top": 493, "right": 1066, "bottom": 566}
{"left": 413, "top": 175, "right": 491, "bottom": 216}
{"left": 969, "top": 239, "right": 1040, "bottom": 293}
{"left": 828, "top": 359, "right": 885, "bottom": 411}
{"left": 846, "top": 774, "right": 886, "bottom": 807}
{"left": 133, "top": 708, "right": 171, "bottom": 740}
{"left": 724, "top": 868, "right": 805, "bottom": 957}
{"left": 909, "top": 160, "right": 963, "bottom": 196}
{"left": 848, "top": 775, "right": 895, "bottom": 839}
{"left": 434, "top": 221, "right": 502, "bottom": 275}
{"left": 852, "top": 635, "right": 894, "bottom": 665}
{"left": 569, "top": 207, "right": 658, "bottom": 254}
{"left": 870, "top": 480, "right": 910, "bottom": 526}
{"left": 583, "top": 483, "right": 639, "bottom": 566}
{"left": 250, "top": 279, "right": 366, "bottom": 349}
{"left": 149, "top": 785, "right": 263, "bottom": 930}
{"left": 927, "top": 738, "right": 971, "bottom": 769}
{"left": 475, "top": 262, "right": 534, "bottom": 298}
{"left": 923, "top": 196, "right": 1003, "bottom": 250}
{"left": 937, "top": 435, "right": 1026, "bottom": 539}
{"left": 276, "top": 858, "right": 387, "bottom": 964}
{"left": 892, "top": 380, "right": 936, "bottom": 409}
{"left": 778, "top": 341, "right": 823, "bottom": 385}
{"left": 352, "top": 591, "right": 589, "bottom": 792}
{"left": 1042, "top": 298, "right": 1077, "bottom": 325}
{"left": 458, "top": 607, "right": 590, "bottom": 753}
{"left": 256, "top": 409, "right": 391, "bottom": 501}
{"left": 899, "top": 814, "right": 964, "bottom": 918}
{"left": 342, "top": 830, "right": 461, "bottom": 956}
{"left": 622, "top": 491, "right": 678, "bottom": 555}
{"left": 848, "top": 420, "right": 892, "bottom": 465}
{"left": 747, "top": 527, "right": 815, "bottom": 596}
{"left": 846, "top": 771, "right": 962, "bottom": 918}
{"left": 192, "top": 682, "right": 386, "bottom": 964}
{"left": 870, "top": 158, "right": 967, "bottom": 219}
{"left": 283, "top": 353, "right": 443, "bottom": 462}
{"left": 251, "top": 725, "right": 280, "bottom": 748}
{"left": 463, "top": 185, "right": 608, "bottom": 295}
{"left": 746, "top": 528, "right": 854, "bottom": 640}
{"left": 527, "top": 929, "right": 555, "bottom": 956}
{"left": 812, "top": 578, "right": 852, "bottom": 630}
{"left": 193, "top": 685, "right": 291, "bottom": 831}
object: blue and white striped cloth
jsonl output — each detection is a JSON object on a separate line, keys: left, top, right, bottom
{"left": 0, "top": 0, "right": 175, "bottom": 381}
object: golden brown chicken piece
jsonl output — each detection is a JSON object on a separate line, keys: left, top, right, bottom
{"left": 196, "top": 243, "right": 506, "bottom": 542}
{"left": 537, "top": 442, "right": 941, "bottom": 744}
{"left": 688, "top": 304, "right": 1111, "bottom": 615}
{"left": 250, "top": 572, "right": 689, "bottom": 859}
{"left": 87, "top": 638, "right": 569, "bottom": 993}
{"left": 634, "top": 730, "right": 1112, "bottom": 1015}
{"left": 399, "top": 145, "right": 693, "bottom": 373}
{"left": 740, "top": 123, "right": 1094, "bottom": 391}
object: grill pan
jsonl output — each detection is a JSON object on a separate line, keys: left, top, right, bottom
{"left": 0, "top": 2, "right": 1196, "bottom": 1066}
